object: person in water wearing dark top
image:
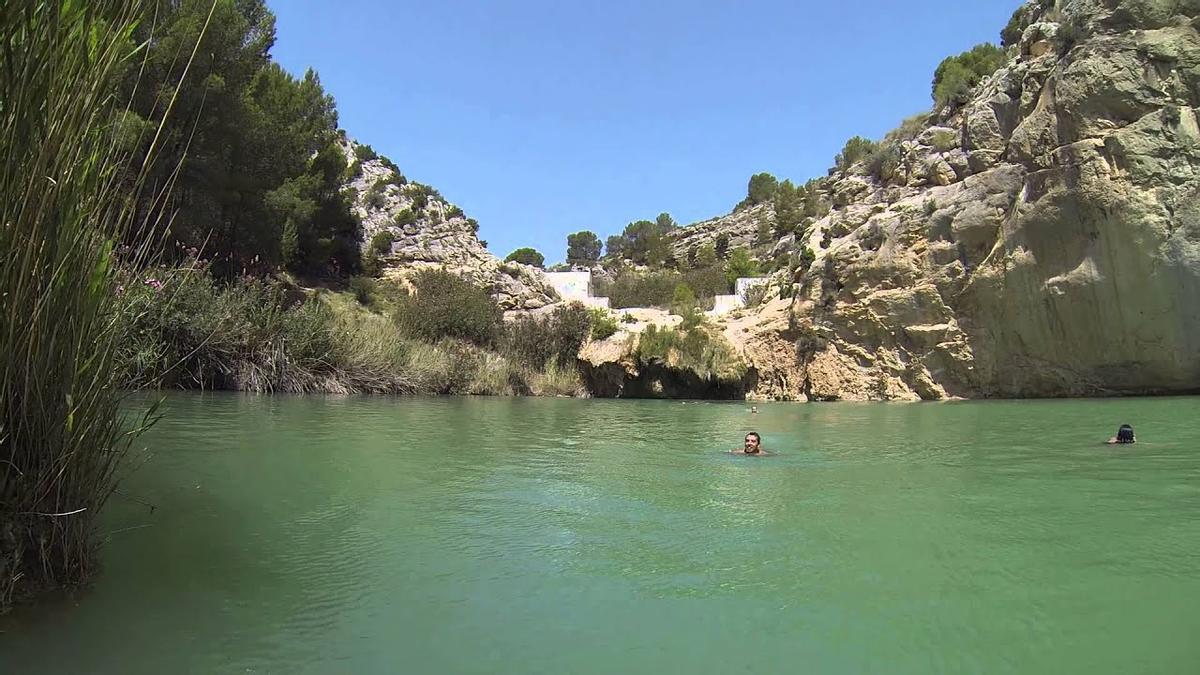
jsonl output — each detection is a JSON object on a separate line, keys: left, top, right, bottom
{"left": 731, "top": 432, "right": 771, "bottom": 455}
{"left": 1106, "top": 424, "right": 1136, "bottom": 445}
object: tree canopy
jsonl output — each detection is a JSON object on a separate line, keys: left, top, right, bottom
{"left": 566, "top": 231, "right": 602, "bottom": 265}
{"left": 505, "top": 247, "right": 545, "bottom": 268}
{"left": 607, "top": 214, "right": 676, "bottom": 265}
{"left": 123, "top": 0, "right": 358, "bottom": 277}
{"left": 932, "top": 43, "right": 1006, "bottom": 108}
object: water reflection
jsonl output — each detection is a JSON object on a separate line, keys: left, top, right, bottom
{"left": 3, "top": 394, "right": 1200, "bottom": 674}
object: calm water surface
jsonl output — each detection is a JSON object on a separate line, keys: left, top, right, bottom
{"left": 3, "top": 394, "right": 1200, "bottom": 673}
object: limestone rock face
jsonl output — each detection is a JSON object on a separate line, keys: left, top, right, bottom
{"left": 787, "top": 0, "right": 1200, "bottom": 399}
{"left": 675, "top": 0, "right": 1200, "bottom": 400}
{"left": 665, "top": 204, "right": 774, "bottom": 259}
{"left": 343, "top": 142, "right": 556, "bottom": 310}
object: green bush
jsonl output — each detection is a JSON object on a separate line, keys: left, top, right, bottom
{"left": 379, "top": 156, "right": 403, "bottom": 178}
{"left": 385, "top": 171, "right": 407, "bottom": 188}
{"left": 361, "top": 252, "right": 382, "bottom": 277}
{"left": 835, "top": 136, "right": 878, "bottom": 171}
{"left": 671, "top": 283, "right": 698, "bottom": 315}
{"left": 681, "top": 265, "right": 731, "bottom": 297}
{"left": 395, "top": 269, "right": 501, "bottom": 346}
{"left": 634, "top": 323, "right": 745, "bottom": 382}
{"left": 773, "top": 179, "right": 806, "bottom": 238}
{"left": 929, "top": 129, "right": 959, "bottom": 152}
{"left": 589, "top": 308, "right": 618, "bottom": 340}
{"left": 865, "top": 142, "right": 903, "bottom": 182}
{"left": 715, "top": 233, "right": 730, "bottom": 259}
{"left": 597, "top": 270, "right": 678, "bottom": 308}
{"left": 354, "top": 144, "right": 378, "bottom": 162}
{"left": 501, "top": 302, "right": 592, "bottom": 368}
{"left": 370, "top": 230, "right": 395, "bottom": 255}
{"left": 798, "top": 246, "right": 816, "bottom": 273}
{"left": 364, "top": 181, "right": 387, "bottom": 210}
{"left": 349, "top": 276, "right": 376, "bottom": 305}
{"left": 1000, "top": 3, "right": 1048, "bottom": 47}
{"left": 117, "top": 267, "right": 344, "bottom": 391}
{"left": 724, "top": 248, "right": 760, "bottom": 287}
{"left": 393, "top": 209, "right": 416, "bottom": 227}
{"left": 932, "top": 43, "right": 1006, "bottom": 108}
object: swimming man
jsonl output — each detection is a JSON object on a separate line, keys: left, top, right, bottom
{"left": 731, "top": 432, "right": 771, "bottom": 455}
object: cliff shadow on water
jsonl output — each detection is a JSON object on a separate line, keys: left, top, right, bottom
{"left": 579, "top": 359, "right": 753, "bottom": 400}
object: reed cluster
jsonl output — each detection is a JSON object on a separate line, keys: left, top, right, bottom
{"left": 0, "top": 0, "right": 175, "bottom": 610}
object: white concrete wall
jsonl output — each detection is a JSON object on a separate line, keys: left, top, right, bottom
{"left": 709, "top": 295, "right": 743, "bottom": 315}
{"left": 544, "top": 271, "right": 592, "bottom": 301}
{"left": 735, "top": 277, "right": 769, "bottom": 299}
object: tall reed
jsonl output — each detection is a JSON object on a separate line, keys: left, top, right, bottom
{"left": 0, "top": 0, "right": 183, "bottom": 610}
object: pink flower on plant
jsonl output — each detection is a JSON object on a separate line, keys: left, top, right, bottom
{"left": 144, "top": 278, "right": 163, "bottom": 291}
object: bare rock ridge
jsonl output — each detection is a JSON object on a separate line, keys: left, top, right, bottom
{"left": 743, "top": 0, "right": 1200, "bottom": 399}
{"left": 341, "top": 141, "right": 556, "bottom": 310}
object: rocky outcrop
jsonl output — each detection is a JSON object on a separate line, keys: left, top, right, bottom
{"left": 343, "top": 142, "right": 557, "bottom": 310}
{"left": 666, "top": 203, "right": 775, "bottom": 259}
{"left": 779, "top": 0, "right": 1200, "bottom": 399}
{"left": 577, "top": 319, "right": 752, "bottom": 399}
{"left": 655, "top": 0, "right": 1200, "bottom": 400}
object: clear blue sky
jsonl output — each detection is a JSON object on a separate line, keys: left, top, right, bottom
{"left": 270, "top": 0, "right": 1018, "bottom": 263}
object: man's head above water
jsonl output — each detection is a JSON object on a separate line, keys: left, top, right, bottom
{"left": 743, "top": 432, "right": 762, "bottom": 454}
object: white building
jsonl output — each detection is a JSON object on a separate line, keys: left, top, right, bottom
{"left": 544, "top": 271, "right": 610, "bottom": 309}
{"left": 706, "top": 277, "right": 769, "bottom": 316}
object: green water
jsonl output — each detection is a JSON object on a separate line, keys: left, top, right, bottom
{"left": 3, "top": 394, "right": 1200, "bottom": 673}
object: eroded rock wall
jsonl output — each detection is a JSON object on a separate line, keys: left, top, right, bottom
{"left": 343, "top": 142, "right": 557, "bottom": 310}
{"left": 785, "top": 0, "right": 1200, "bottom": 399}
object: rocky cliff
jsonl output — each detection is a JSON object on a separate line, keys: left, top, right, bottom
{"left": 666, "top": 203, "right": 775, "bottom": 259}
{"left": 756, "top": 0, "right": 1200, "bottom": 400}
{"left": 340, "top": 0, "right": 1200, "bottom": 401}
{"left": 342, "top": 142, "right": 557, "bottom": 310}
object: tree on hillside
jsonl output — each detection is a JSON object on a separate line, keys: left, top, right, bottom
{"left": 505, "top": 247, "right": 545, "bottom": 268}
{"left": 124, "top": 1, "right": 358, "bottom": 277}
{"left": 715, "top": 233, "right": 730, "bottom": 260}
{"left": 724, "top": 248, "right": 760, "bottom": 287}
{"left": 932, "top": 43, "right": 1006, "bottom": 109}
{"left": 736, "top": 172, "right": 779, "bottom": 210}
{"left": 834, "top": 136, "right": 878, "bottom": 171}
{"left": 773, "top": 179, "right": 806, "bottom": 239}
{"left": 566, "top": 231, "right": 602, "bottom": 265}
{"left": 747, "top": 173, "right": 778, "bottom": 204}
{"left": 605, "top": 234, "right": 625, "bottom": 259}
{"left": 609, "top": 217, "right": 676, "bottom": 265}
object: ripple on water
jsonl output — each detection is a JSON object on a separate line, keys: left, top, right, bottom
{"left": 3, "top": 394, "right": 1200, "bottom": 674}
